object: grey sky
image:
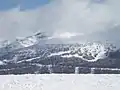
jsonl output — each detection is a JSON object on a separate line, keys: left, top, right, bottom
{"left": 0, "top": 0, "right": 120, "bottom": 44}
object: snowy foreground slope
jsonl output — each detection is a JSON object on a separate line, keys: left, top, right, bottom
{"left": 0, "top": 74, "right": 120, "bottom": 90}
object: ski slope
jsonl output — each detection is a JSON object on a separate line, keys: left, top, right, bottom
{"left": 0, "top": 74, "right": 120, "bottom": 90}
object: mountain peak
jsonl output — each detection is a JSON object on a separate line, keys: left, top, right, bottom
{"left": 0, "top": 32, "right": 46, "bottom": 52}
{"left": 0, "top": 40, "right": 10, "bottom": 48}
{"left": 17, "top": 32, "right": 46, "bottom": 47}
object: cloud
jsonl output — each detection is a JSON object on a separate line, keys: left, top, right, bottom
{"left": 48, "top": 32, "right": 84, "bottom": 39}
{"left": 0, "top": 0, "right": 120, "bottom": 43}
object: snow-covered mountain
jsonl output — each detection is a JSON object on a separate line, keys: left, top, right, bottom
{"left": 0, "top": 32, "right": 119, "bottom": 74}
{"left": 0, "top": 32, "right": 46, "bottom": 55}
{"left": 0, "top": 41, "right": 117, "bottom": 65}
{"left": 16, "top": 32, "right": 46, "bottom": 47}
{"left": 48, "top": 42, "right": 116, "bottom": 62}
{"left": 0, "top": 40, "right": 10, "bottom": 48}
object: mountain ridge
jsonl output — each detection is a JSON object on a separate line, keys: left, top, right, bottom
{"left": 0, "top": 32, "right": 119, "bottom": 74}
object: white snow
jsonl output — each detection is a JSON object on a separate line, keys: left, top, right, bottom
{"left": 91, "top": 67, "right": 120, "bottom": 71}
{"left": 0, "top": 61, "right": 5, "bottom": 65}
{"left": 61, "top": 54, "right": 100, "bottom": 62}
{"left": 19, "top": 36, "right": 37, "bottom": 47}
{"left": 61, "top": 54, "right": 85, "bottom": 60}
{"left": 17, "top": 32, "right": 46, "bottom": 47}
{"left": 0, "top": 40, "right": 10, "bottom": 48}
{"left": 17, "top": 56, "right": 41, "bottom": 63}
{"left": 0, "top": 74, "right": 120, "bottom": 90}
{"left": 49, "top": 42, "right": 115, "bottom": 62}
{"left": 48, "top": 51, "right": 71, "bottom": 57}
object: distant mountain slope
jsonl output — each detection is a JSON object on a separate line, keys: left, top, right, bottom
{"left": 0, "top": 32, "right": 120, "bottom": 74}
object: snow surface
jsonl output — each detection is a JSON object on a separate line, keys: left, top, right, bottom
{"left": 48, "top": 51, "right": 71, "bottom": 57}
{"left": 17, "top": 56, "right": 41, "bottom": 63}
{"left": 18, "top": 36, "right": 37, "bottom": 47}
{"left": 61, "top": 54, "right": 99, "bottom": 62}
{"left": 49, "top": 42, "right": 115, "bottom": 62}
{"left": 0, "top": 40, "right": 10, "bottom": 48}
{"left": 0, "top": 74, "right": 120, "bottom": 90}
{"left": 0, "top": 61, "right": 5, "bottom": 65}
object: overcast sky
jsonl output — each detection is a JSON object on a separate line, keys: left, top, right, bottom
{"left": 0, "top": 0, "right": 120, "bottom": 44}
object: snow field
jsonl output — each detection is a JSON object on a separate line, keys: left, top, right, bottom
{"left": 0, "top": 74, "right": 120, "bottom": 90}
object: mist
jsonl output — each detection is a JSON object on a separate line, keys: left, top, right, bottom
{"left": 0, "top": 0, "right": 120, "bottom": 44}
